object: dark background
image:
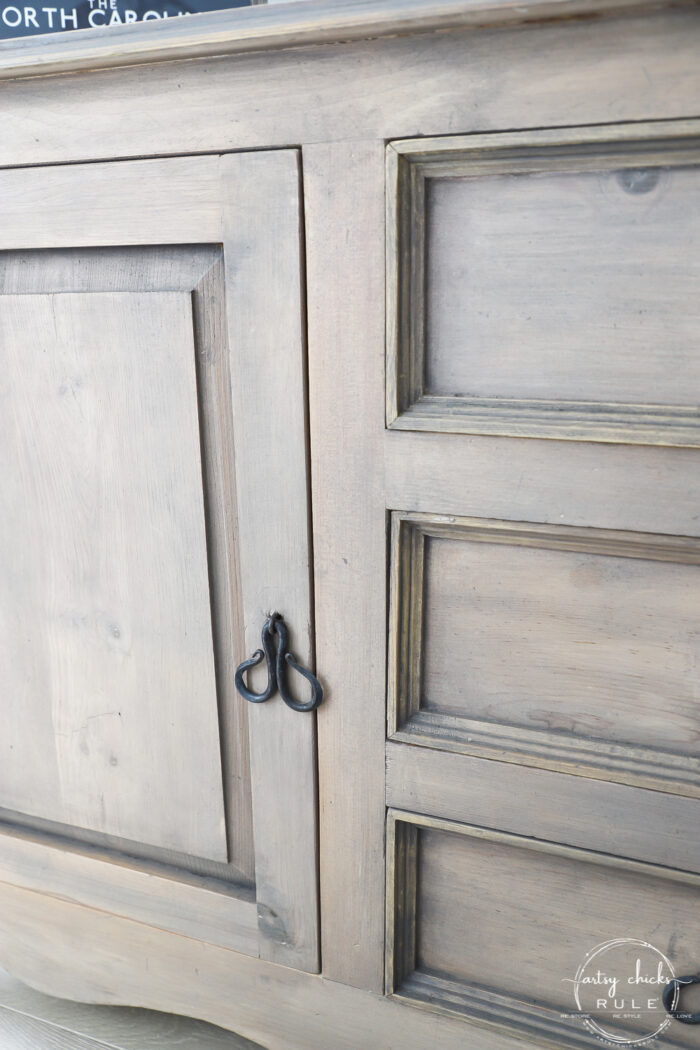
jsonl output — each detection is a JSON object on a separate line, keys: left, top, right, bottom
{"left": 0, "top": 0, "right": 254, "bottom": 39}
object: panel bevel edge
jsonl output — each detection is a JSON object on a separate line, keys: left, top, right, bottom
{"left": 0, "top": 826, "right": 259, "bottom": 960}
{"left": 0, "top": 244, "right": 256, "bottom": 886}
{"left": 387, "top": 514, "right": 425, "bottom": 737}
{"left": 192, "top": 254, "right": 255, "bottom": 883}
{"left": 385, "top": 808, "right": 700, "bottom": 1043}
{"left": 387, "top": 511, "right": 700, "bottom": 797}
{"left": 385, "top": 144, "right": 426, "bottom": 428}
{"left": 386, "top": 120, "right": 700, "bottom": 446}
{"left": 384, "top": 811, "right": 417, "bottom": 996}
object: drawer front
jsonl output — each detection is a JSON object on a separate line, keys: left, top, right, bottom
{"left": 387, "top": 121, "right": 700, "bottom": 446}
{"left": 385, "top": 123, "right": 700, "bottom": 1048}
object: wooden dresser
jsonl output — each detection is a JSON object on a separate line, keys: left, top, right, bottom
{"left": 0, "top": 2, "right": 699, "bottom": 1048}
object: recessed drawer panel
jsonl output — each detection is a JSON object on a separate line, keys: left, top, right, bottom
{"left": 387, "top": 811, "right": 700, "bottom": 1048}
{"left": 387, "top": 122, "right": 700, "bottom": 445}
{"left": 388, "top": 512, "right": 700, "bottom": 796}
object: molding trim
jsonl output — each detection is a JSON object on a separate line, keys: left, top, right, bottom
{"left": 0, "top": 0, "right": 694, "bottom": 82}
{"left": 0, "top": 878, "right": 531, "bottom": 1050}
{"left": 0, "top": 825, "right": 259, "bottom": 958}
{"left": 385, "top": 809, "right": 700, "bottom": 1045}
{"left": 386, "top": 120, "right": 700, "bottom": 447}
{"left": 387, "top": 511, "right": 700, "bottom": 797}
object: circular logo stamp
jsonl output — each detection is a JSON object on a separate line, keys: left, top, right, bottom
{"left": 563, "top": 938, "right": 677, "bottom": 1046}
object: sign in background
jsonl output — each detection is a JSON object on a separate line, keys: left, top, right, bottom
{"left": 0, "top": 0, "right": 253, "bottom": 38}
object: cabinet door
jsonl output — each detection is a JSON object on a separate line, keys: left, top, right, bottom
{"left": 0, "top": 152, "right": 318, "bottom": 973}
{"left": 384, "top": 124, "right": 700, "bottom": 1046}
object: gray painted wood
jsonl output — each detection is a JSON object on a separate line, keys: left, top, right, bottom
{"left": 222, "top": 150, "right": 319, "bottom": 973}
{"left": 386, "top": 741, "right": 700, "bottom": 874}
{"left": 0, "top": 0, "right": 673, "bottom": 82}
{"left": 0, "top": 290, "right": 226, "bottom": 861}
{"left": 0, "top": 889, "right": 527, "bottom": 1050}
{"left": 422, "top": 528, "right": 700, "bottom": 752}
{"left": 2, "top": 10, "right": 700, "bottom": 169}
{"left": 425, "top": 159, "right": 700, "bottom": 407}
{"left": 304, "top": 140, "right": 388, "bottom": 992}
{"left": 0, "top": 244, "right": 255, "bottom": 887}
{"left": 0, "top": 153, "right": 320, "bottom": 965}
{"left": 0, "top": 968, "right": 264, "bottom": 1049}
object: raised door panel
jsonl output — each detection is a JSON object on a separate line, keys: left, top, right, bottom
{"left": 0, "top": 153, "right": 318, "bottom": 974}
{"left": 384, "top": 122, "right": 700, "bottom": 1049}
{"left": 0, "top": 290, "right": 225, "bottom": 861}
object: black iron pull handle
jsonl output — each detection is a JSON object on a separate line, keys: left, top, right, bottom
{"left": 233, "top": 616, "right": 278, "bottom": 704}
{"left": 234, "top": 613, "right": 323, "bottom": 712}
{"left": 663, "top": 974, "right": 700, "bottom": 1024}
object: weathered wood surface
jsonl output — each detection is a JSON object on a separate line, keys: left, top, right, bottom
{"left": 0, "top": 967, "right": 263, "bottom": 1049}
{"left": 304, "top": 140, "right": 388, "bottom": 992}
{"left": 387, "top": 123, "right": 700, "bottom": 445}
{"left": 0, "top": 884, "right": 529, "bottom": 1050}
{"left": 221, "top": 150, "right": 319, "bottom": 973}
{"left": 425, "top": 156, "right": 700, "bottom": 406}
{"left": 0, "top": 290, "right": 226, "bottom": 861}
{"left": 0, "top": 158, "right": 224, "bottom": 248}
{"left": 386, "top": 741, "right": 700, "bottom": 874}
{"left": 0, "top": 153, "right": 320, "bottom": 966}
{"left": 2, "top": 10, "right": 700, "bottom": 167}
{"left": 384, "top": 430, "right": 700, "bottom": 538}
{"left": 0, "top": 0, "right": 682, "bottom": 82}
{"left": 397, "top": 812, "right": 700, "bottom": 1045}
{"left": 420, "top": 524, "right": 700, "bottom": 751}
{"left": 0, "top": 830, "right": 258, "bottom": 958}
{"left": 0, "top": 244, "right": 255, "bottom": 886}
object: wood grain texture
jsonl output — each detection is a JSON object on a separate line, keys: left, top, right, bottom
{"left": 0, "top": 883, "right": 531, "bottom": 1050}
{"left": 0, "top": 968, "right": 263, "bottom": 1050}
{"left": 387, "top": 811, "right": 700, "bottom": 1047}
{"left": 387, "top": 123, "right": 700, "bottom": 445}
{"left": 0, "top": 158, "right": 223, "bottom": 249}
{"left": 384, "top": 430, "right": 700, "bottom": 538}
{"left": 2, "top": 10, "right": 700, "bottom": 168}
{"left": 0, "top": 0, "right": 682, "bottom": 82}
{"left": 388, "top": 513, "right": 700, "bottom": 795}
{"left": 386, "top": 742, "right": 700, "bottom": 874}
{"left": 421, "top": 532, "right": 700, "bottom": 747}
{"left": 221, "top": 150, "right": 319, "bottom": 972}
{"left": 0, "top": 154, "right": 321, "bottom": 967}
{"left": 303, "top": 140, "right": 388, "bottom": 992}
{"left": 0, "top": 244, "right": 255, "bottom": 887}
{"left": 0, "top": 291, "right": 227, "bottom": 861}
{"left": 0, "top": 829, "right": 258, "bottom": 958}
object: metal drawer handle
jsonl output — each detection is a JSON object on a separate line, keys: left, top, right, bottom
{"left": 663, "top": 974, "right": 700, "bottom": 1024}
{"left": 234, "top": 613, "right": 323, "bottom": 712}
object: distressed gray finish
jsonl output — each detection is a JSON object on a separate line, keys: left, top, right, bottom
{"left": 0, "top": 290, "right": 227, "bottom": 860}
{"left": 0, "top": 2, "right": 698, "bottom": 1048}
{"left": 0, "top": 968, "right": 263, "bottom": 1050}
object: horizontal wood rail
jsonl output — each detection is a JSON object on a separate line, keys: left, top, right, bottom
{"left": 0, "top": 0, "right": 693, "bottom": 82}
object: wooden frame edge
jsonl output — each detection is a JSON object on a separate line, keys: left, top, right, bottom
{"left": 387, "top": 118, "right": 700, "bottom": 447}
{"left": 0, "top": 0, "right": 687, "bottom": 83}
{"left": 388, "top": 512, "right": 700, "bottom": 797}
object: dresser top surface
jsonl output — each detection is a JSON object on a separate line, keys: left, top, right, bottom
{"left": 0, "top": 0, "right": 691, "bottom": 82}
